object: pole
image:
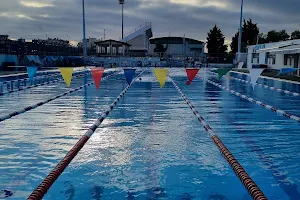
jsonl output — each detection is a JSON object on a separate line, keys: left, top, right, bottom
{"left": 104, "top": 29, "right": 106, "bottom": 40}
{"left": 238, "top": 0, "right": 244, "bottom": 54}
{"left": 39, "top": 26, "right": 47, "bottom": 40}
{"left": 122, "top": 4, "right": 124, "bottom": 39}
{"left": 82, "top": 0, "right": 87, "bottom": 66}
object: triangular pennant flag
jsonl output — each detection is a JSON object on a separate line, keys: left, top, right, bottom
{"left": 91, "top": 68, "right": 104, "bottom": 89}
{"left": 124, "top": 69, "right": 136, "bottom": 85}
{"left": 249, "top": 68, "right": 264, "bottom": 90}
{"left": 59, "top": 67, "right": 74, "bottom": 87}
{"left": 153, "top": 68, "right": 168, "bottom": 88}
{"left": 217, "top": 68, "right": 231, "bottom": 80}
{"left": 26, "top": 66, "right": 38, "bottom": 81}
{"left": 185, "top": 68, "right": 199, "bottom": 85}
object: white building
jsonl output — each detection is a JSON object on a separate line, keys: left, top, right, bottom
{"left": 120, "top": 22, "right": 153, "bottom": 56}
{"left": 148, "top": 37, "right": 205, "bottom": 57}
{"left": 247, "top": 39, "right": 300, "bottom": 71}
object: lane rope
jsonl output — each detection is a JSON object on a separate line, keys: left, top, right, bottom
{"left": 0, "top": 70, "right": 90, "bottom": 96}
{"left": 169, "top": 77, "right": 267, "bottom": 200}
{"left": 26, "top": 69, "right": 147, "bottom": 200}
{"left": 197, "top": 75, "right": 300, "bottom": 123}
{"left": 0, "top": 71, "right": 119, "bottom": 123}
{"left": 209, "top": 70, "right": 300, "bottom": 97}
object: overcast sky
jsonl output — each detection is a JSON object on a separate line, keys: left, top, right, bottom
{"left": 1, "top": 0, "right": 300, "bottom": 45}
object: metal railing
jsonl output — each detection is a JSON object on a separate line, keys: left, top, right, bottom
{"left": 123, "top": 22, "right": 152, "bottom": 39}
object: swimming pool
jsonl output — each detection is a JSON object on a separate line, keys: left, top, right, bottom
{"left": 1, "top": 68, "right": 300, "bottom": 200}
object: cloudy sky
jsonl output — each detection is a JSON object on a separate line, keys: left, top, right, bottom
{"left": 1, "top": 0, "right": 299, "bottom": 46}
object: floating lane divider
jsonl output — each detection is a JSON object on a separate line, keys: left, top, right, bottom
{"left": 26, "top": 69, "right": 147, "bottom": 200}
{"left": 169, "top": 77, "right": 267, "bottom": 200}
{"left": 0, "top": 68, "right": 88, "bottom": 94}
{"left": 197, "top": 75, "right": 300, "bottom": 123}
{"left": 0, "top": 70, "right": 90, "bottom": 96}
{"left": 209, "top": 70, "right": 300, "bottom": 97}
{"left": 0, "top": 71, "right": 118, "bottom": 123}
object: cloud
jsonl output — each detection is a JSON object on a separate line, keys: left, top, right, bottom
{"left": 0, "top": 0, "right": 299, "bottom": 44}
{"left": 20, "top": 0, "right": 54, "bottom": 8}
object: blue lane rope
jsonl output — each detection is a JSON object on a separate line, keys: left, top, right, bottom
{"left": 0, "top": 71, "right": 119, "bottom": 123}
{"left": 27, "top": 69, "right": 147, "bottom": 200}
{"left": 0, "top": 70, "right": 90, "bottom": 96}
{"left": 208, "top": 70, "right": 300, "bottom": 97}
{"left": 169, "top": 77, "right": 267, "bottom": 200}
{"left": 197, "top": 75, "right": 300, "bottom": 123}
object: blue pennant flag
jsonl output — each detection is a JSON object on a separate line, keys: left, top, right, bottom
{"left": 124, "top": 69, "right": 136, "bottom": 85}
{"left": 26, "top": 66, "right": 38, "bottom": 81}
{"left": 276, "top": 68, "right": 297, "bottom": 76}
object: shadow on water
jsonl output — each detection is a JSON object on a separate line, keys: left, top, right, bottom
{"left": 91, "top": 185, "right": 104, "bottom": 200}
{"left": 61, "top": 181, "right": 75, "bottom": 200}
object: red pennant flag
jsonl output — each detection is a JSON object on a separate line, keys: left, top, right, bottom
{"left": 186, "top": 68, "right": 199, "bottom": 85}
{"left": 91, "top": 68, "right": 104, "bottom": 89}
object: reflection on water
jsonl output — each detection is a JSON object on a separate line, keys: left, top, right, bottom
{"left": 1, "top": 69, "right": 300, "bottom": 199}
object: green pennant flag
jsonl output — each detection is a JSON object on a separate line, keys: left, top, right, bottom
{"left": 217, "top": 68, "right": 231, "bottom": 79}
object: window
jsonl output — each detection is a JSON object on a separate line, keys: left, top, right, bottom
{"left": 284, "top": 54, "right": 295, "bottom": 66}
{"left": 267, "top": 53, "right": 276, "bottom": 65}
{"left": 252, "top": 53, "right": 259, "bottom": 64}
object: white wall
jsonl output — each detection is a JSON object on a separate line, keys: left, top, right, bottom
{"left": 128, "top": 34, "right": 146, "bottom": 50}
{"left": 247, "top": 39, "right": 300, "bottom": 69}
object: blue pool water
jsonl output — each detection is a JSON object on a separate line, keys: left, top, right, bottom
{"left": 1, "top": 68, "right": 300, "bottom": 199}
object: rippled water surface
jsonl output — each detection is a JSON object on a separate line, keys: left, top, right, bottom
{"left": 1, "top": 68, "right": 300, "bottom": 200}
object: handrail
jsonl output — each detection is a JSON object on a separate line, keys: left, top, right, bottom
{"left": 123, "top": 22, "right": 151, "bottom": 39}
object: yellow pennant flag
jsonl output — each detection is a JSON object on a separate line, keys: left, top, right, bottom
{"left": 59, "top": 68, "right": 73, "bottom": 87}
{"left": 153, "top": 68, "right": 168, "bottom": 88}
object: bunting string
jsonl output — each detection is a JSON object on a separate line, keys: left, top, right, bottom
{"left": 26, "top": 69, "right": 148, "bottom": 200}
{"left": 0, "top": 68, "right": 88, "bottom": 94}
{"left": 0, "top": 70, "right": 90, "bottom": 96}
{"left": 197, "top": 75, "right": 300, "bottom": 123}
{"left": 169, "top": 76, "right": 267, "bottom": 200}
{"left": 0, "top": 71, "right": 119, "bottom": 123}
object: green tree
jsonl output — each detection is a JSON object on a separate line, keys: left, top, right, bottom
{"left": 206, "top": 25, "right": 227, "bottom": 53}
{"left": 230, "top": 19, "right": 259, "bottom": 53}
{"left": 265, "top": 30, "right": 290, "bottom": 42}
{"left": 291, "top": 30, "right": 300, "bottom": 40}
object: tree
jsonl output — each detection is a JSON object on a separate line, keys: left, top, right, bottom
{"left": 230, "top": 19, "right": 260, "bottom": 53}
{"left": 242, "top": 19, "right": 260, "bottom": 46}
{"left": 291, "top": 30, "right": 300, "bottom": 40}
{"left": 206, "top": 25, "right": 227, "bottom": 53}
{"left": 230, "top": 32, "right": 239, "bottom": 54}
{"left": 265, "top": 30, "right": 290, "bottom": 43}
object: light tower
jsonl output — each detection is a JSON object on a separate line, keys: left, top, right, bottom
{"left": 119, "top": 0, "right": 124, "bottom": 39}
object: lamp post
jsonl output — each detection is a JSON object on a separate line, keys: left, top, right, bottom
{"left": 119, "top": 0, "right": 124, "bottom": 39}
{"left": 82, "top": 0, "right": 87, "bottom": 66}
{"left": 238, "top": 0, "right": 244, "bottom": 54}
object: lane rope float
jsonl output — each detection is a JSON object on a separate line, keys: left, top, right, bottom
{"left": 0, "top": 69, "right": 83, "bottom": 86}
{"left": 206, "top": 94, "right": 300, "bottom": 199}
{"left": 0, "top": 70, "right": 90, "bottom": 96}
{"left": 208, "top": 70, "right": 300, "bottom": 97}
{"left": 0, "top": 71, "right": 119, "bottom": 123}
{"left": 197, "top": 75, "right": 300, "bottom": 123}
{"left": 169, "top": 77, "right": 267, "bottom": 200}
{"left": 26, "top": 69, "right": 147, "bottom": 200}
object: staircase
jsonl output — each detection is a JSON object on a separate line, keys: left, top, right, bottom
{"left": 120, "top": 22, "right": 153, "bottom": 50}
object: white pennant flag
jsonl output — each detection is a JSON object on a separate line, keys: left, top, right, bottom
{"left": 249, "top": 68, "right": 264, "bottom": 90}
